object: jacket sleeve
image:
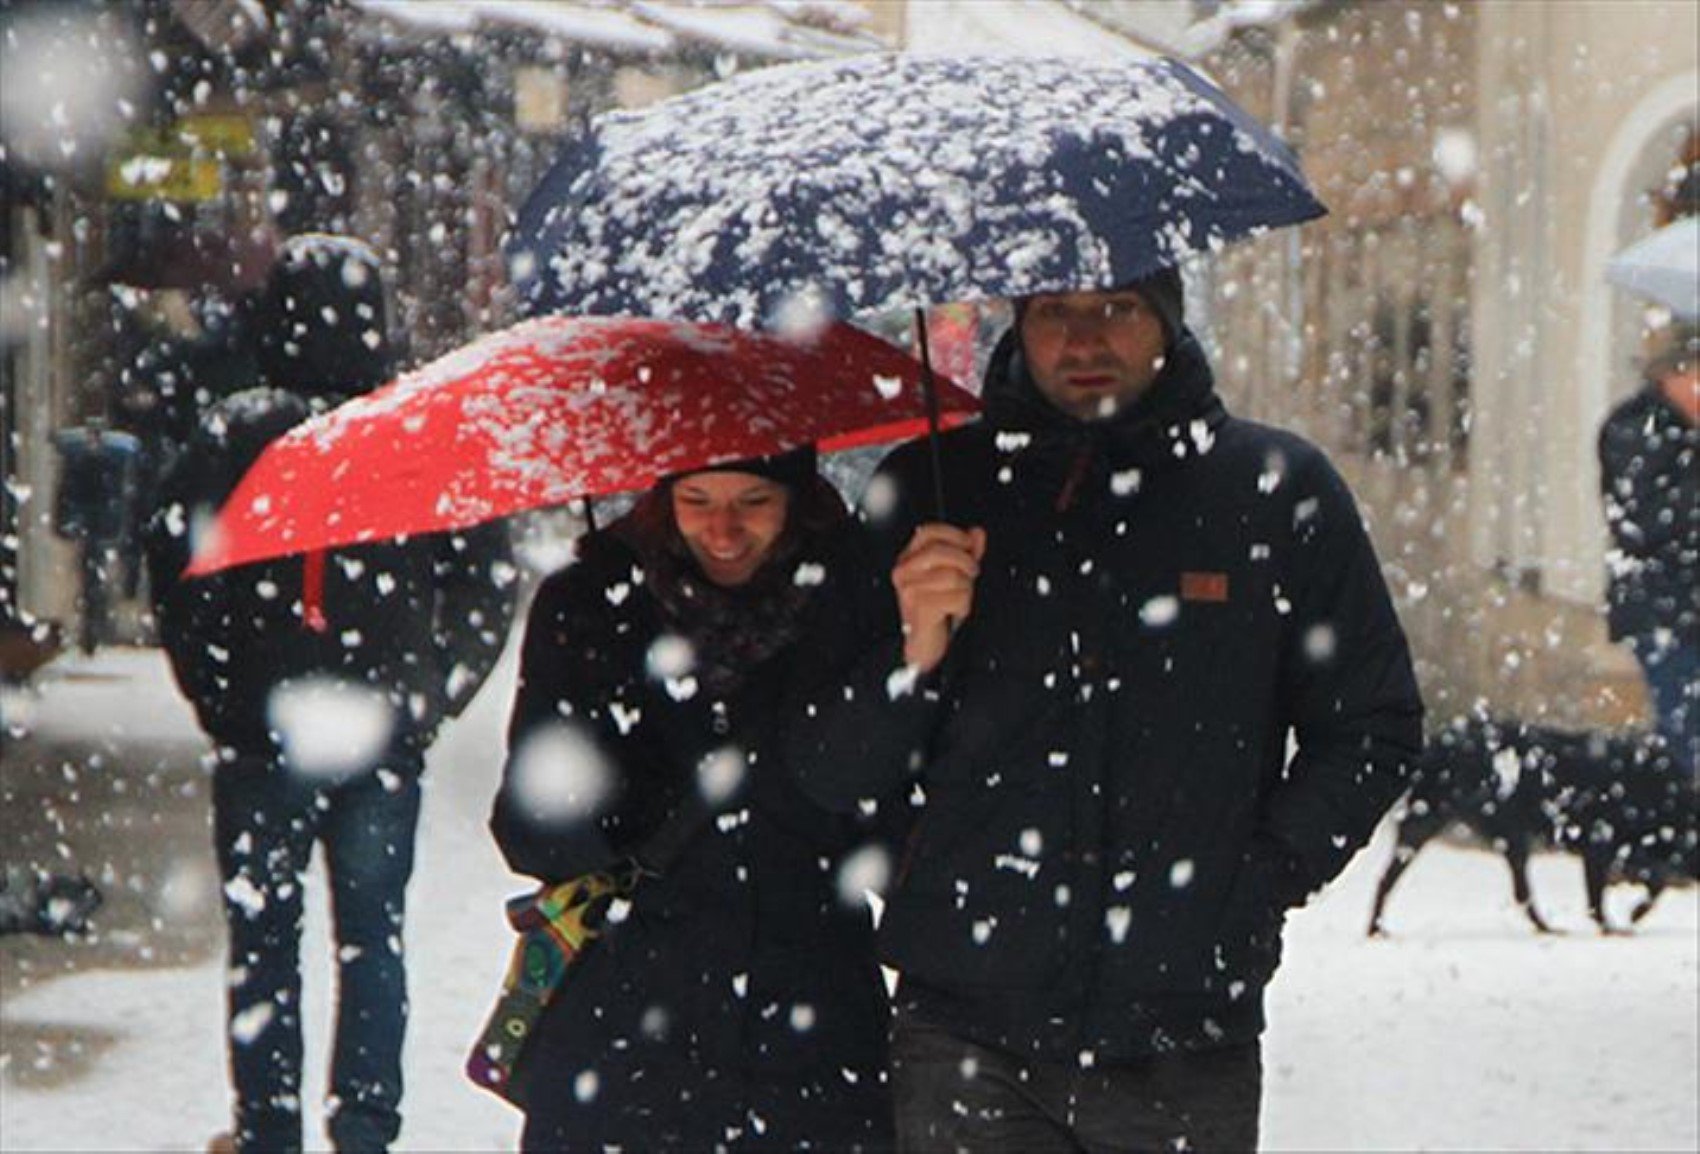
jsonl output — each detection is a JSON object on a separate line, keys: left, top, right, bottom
{"left": 784, "top": 464, "right": 953, "bottom": 814}
{"left": 490, "top": 568, "right": 620, "bottom": 881}
{"left": 1259, "top": 452, "right": 1425, "bottom": 907}
{"left": 491, "top": 560, "right": 695, "bottom": 884}
{"left": 143, "top": 462, "right": 230, "bottom": 730}
{"left": 432, "top": 521, "right": 519, "bottom": 719}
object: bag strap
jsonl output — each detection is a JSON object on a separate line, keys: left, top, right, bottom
{"left": 623, "top": 784, "right": 717, "bottom": 880}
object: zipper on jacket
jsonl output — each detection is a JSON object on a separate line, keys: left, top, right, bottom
{"left": 1055, "top": 442, "right": 1095, "bottom": 513}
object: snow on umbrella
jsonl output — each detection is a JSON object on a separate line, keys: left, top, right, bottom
{"left": 1606, "top": 217, "right": 1699, "bottom": 320}
{"left": 184, "top": 315, "right": 978, "bottom": 576}
{"left": 509, "top": 53, "right": 1326, "bottom": 327}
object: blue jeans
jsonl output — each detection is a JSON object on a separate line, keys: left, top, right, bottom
{"left": 1631, "top": 634, "right": 1700, "bottom": 780}
{"left": 214, "top": 746, "right": 422, "bottom": 1153}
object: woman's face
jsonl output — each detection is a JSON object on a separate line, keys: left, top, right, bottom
{"left": 671, "top": 471, "right": 791, "bottom": 587}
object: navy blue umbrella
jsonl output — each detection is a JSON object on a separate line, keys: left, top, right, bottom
{"left": 511, "top": 53, "right": 1324, "bottom": 327}
{"left": 510, "top": 53, "right": 1324, "bottom": 516}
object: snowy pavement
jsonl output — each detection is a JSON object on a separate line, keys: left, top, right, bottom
{"left": 2, "top": 647, "right": 1696, "bottom": 1152}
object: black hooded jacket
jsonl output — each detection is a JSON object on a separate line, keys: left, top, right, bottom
{"left": 788, "top": 327, "right": 1423, "bottom": 1061}
{"left": 489, "top": 489, "right": 895, "bottom": 1149}
{"left": 1597, "top": 383, "right": 1700, "bottom": 644}
{"left": 145, "top": 238, "right": 515, "bottom": 759}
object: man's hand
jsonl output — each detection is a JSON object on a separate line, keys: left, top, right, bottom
{"left": 892, "top": 524, "right": 987, "bottom": 674}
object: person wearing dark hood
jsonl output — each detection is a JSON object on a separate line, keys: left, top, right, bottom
{"left": 145, "top": 235, "right": 516, "bottom": 1154}
{"left": 1598, "top": 325, "right": 1699, "bottom": 779}
{"left": 490, "top": 451, "right": 895, "bottom": 1153}
{"left": 786, "top": 270, "right": 1424, "bottom": 1152}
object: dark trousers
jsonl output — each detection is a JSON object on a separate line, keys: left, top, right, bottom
{"left": 75, "top": 539, "right": 115, "bottom": 654}
{"left": 891, "top": 1014, "right": 1261, "bottom": 1154}
{"left": 1631, "top": 633, "right": 1700, "bottom": 779}
{"left": 214, "top": 750, "right": 422, "bottom": 1154}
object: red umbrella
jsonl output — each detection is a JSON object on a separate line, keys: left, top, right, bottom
{"left": 185, "top": 315, "right": 979, "bottom": 576}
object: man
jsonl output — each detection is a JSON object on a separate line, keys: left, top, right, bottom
{"left": 790, "top": 268, "right": 1423, "bottom": 1152}
{"left": 50, "top": 419, "right": 141, "bottom": 653}
{"left": 1598, "top": 325, "right": 1699, "bottom": 779}
{"left": 145, "top": 236, "right": 515, "bottom": 1153}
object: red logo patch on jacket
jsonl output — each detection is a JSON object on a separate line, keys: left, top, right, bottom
{"left": 1180, "top": 571, "right": 1229, "bottom": 603}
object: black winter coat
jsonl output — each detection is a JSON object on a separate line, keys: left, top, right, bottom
{"left": 145, "top": 236, "right": 515, "bottom": 762}
{"left": 490, "top": 509, "right": 894, "bottom": 1151}
{"left": 789, "top": 329, "right": 1423, "bottom": 1062}
{"left": 144, "top": 387, "right": 515, "bottom": 759}
{"left": 1597, "top": 384, "right": 1700, "bottom": 644}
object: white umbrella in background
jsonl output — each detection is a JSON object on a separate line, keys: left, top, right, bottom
{"left": 1607, "top": 216, "right": 1699, "bottom": 320}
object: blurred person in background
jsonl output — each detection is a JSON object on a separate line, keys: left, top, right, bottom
{"left": 1599, "top": 324, "right": 1700, "bottom": 779}
{"left": 51, "top": 418, "right": 141, "bottom": 653}
{"left": 145, "top": 235, "right": 515, "bottom": 1154}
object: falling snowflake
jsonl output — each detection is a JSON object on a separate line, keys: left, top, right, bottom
{"left": 506, "top": 721, "right": 615, "bottom": 823}
{"left": 267, "top": 678, "right": 395, "bottom": 780}
{"left": 836, "top": 844, "right": 893, "bottom": 907}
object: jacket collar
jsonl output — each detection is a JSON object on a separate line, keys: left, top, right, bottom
{"left": 1638, "top": 380, "right": 1700, "bottom": 432}
{"left": 980, "top": 325, "right": 1228, "bottom": 472}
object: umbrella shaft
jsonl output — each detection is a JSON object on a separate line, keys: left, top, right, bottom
{"left": 913, "top": 308, "right": 950, "bottom": 523}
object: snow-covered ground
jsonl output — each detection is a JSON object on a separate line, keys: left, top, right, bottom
{"left": 2, "top": 647, "right": 1696, "bottom": 1152}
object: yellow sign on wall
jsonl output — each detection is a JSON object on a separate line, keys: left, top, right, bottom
{"left": 106, "top": 153, "right": 222, "bottom": 201}
{"left": 175, "top": 114, "right": 255, "bottom": 155}
{"left": 104, "top": 115, "right": 256, "bottom": 202}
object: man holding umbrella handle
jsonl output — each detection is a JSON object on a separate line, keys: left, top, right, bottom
{"left": 894, "top": 283, "right": 1173, "bottom": 673}
{"left": 791, "top": 268, "right": 1424, "bottom": 1153}
{"left": 892, "top": 523, "right": 985, "bottom": 672}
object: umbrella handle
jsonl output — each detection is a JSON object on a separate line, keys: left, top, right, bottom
{"left": 913, "top": 308, "right": 950, "bottom": 523}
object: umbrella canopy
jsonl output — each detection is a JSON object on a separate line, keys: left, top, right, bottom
{"left": 1607, "top": 217, "right": 1699, "bottom": 320}
{"left": 185, "top": 315, "right": 979, "bottom": 576}
{"left": 510, "top": 53, "right": 1325, "bottom": 327}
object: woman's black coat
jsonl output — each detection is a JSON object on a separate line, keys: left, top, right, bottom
{"left": 490, "top": 508, "right": 895, "bottom": 1151}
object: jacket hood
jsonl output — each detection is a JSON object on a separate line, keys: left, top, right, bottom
{"left": 256, "top": 234, "right": 394, "bottom": 400}
{"left": 189, "top": 387, "right": 313, "bottom": 503}
{"left": 980, "top": 324, "right": 1226, "bottom": 470}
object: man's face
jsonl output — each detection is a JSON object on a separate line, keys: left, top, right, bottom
{"left": 1657, "top": 361, "right": 1699, "bottom": 424}
{"left": 1020, "top": 289, "right": 1169, "bottom": 421}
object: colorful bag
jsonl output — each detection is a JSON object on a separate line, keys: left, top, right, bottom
{"left": 464, "top": 871, "right": 627, "bottom": 1103}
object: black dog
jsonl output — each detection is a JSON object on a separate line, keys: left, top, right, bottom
{"left": 1367, "top": 718, "right": 1698, "bottom": 936}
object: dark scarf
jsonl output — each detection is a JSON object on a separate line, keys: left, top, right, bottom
{"left": 610, "top": 501, "right": 830, "bottom": 700}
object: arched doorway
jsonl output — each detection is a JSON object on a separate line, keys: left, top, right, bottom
{"left": 1574, "top": 76, "right": 1698, "bottom": 608}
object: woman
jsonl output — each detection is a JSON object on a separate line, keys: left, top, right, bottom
{"left": 491, "top": 447, "right": 895, "bottom": 1152}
